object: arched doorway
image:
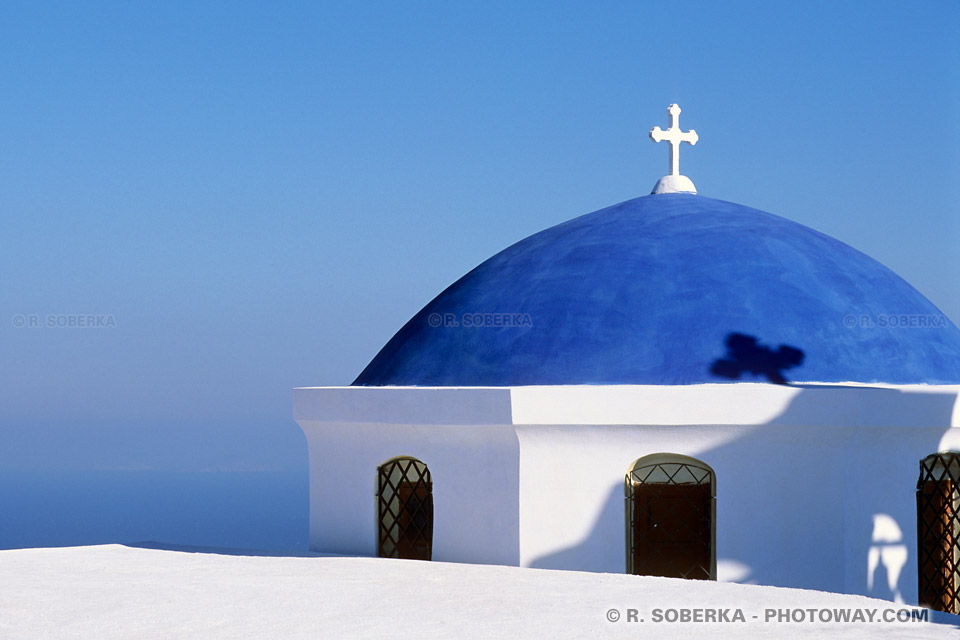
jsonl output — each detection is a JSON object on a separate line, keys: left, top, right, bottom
{"left": 917, "top": 452, "right": 960, "bottom": 613}
{"left": 625, "top": 453, "right": 715, "bottom": 580}
{"left": 376, "top": 456, "right": 434, "bottom": 560}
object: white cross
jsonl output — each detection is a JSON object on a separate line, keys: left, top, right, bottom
{"left": 650, "top": 104, "right": 698, "bottom": 177}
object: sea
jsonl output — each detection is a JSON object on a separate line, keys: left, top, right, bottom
{"left": 0, "top": 468, "right": 309, "bottom": 552}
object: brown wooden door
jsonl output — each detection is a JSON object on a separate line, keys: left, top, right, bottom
{"left": 377, "top": 457, "right": 434, "bottom": 561}
{"left": 918, "top": 478, "right": 958, "bottom": 613}
{"left": 631, "top": 483, "right": 712, "bottom": 580}
{"left": 396, "top": 480, "right": 433, "bottom": 560}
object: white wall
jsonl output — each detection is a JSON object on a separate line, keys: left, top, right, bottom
{"left": 299, "top": 420, "right": 521, "bottom": 566}
{"left": 514, "top": 422, "right": 852, "bottom": 590}
{"left": 515, "top": 422, "right": 960, "bottom": 602}
{"left": 515, "top": 423, "right": 744, "bottom": 574}
{"left": 512, "top": 384, "right": 959, "bottom": 605}
{"left": 839, "top": 426, "right": 960, "bottom": 604}
{"left": 294, "top": 384, "right": 960, "bottom": 605}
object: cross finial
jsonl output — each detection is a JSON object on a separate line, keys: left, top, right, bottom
{"left": 649, "top": 103, "right": 698, "bottom": 194}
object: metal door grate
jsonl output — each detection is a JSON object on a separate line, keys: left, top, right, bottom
{"left": 917, "top": 452, "right": 960, "bottom": 613}
{"left": 377, "top": 456, "right": 433, "bottom": 560}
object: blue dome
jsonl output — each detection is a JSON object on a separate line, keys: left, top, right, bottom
{"left": 354, "top": 194, "right": 960, "bottom": 386}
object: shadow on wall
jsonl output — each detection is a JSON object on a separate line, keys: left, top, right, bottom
{"left": 867, "top": 514, "right": 908, "bottom": 603}
{"left": 710, "top": 333, "right": 804, "bottom": 385}
{"left": 528, "top": 484, "right": 624, "bottom": 573}
{"left": 523, "top": 386, "right": 956, "bottom": 604}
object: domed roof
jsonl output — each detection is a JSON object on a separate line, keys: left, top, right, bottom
{"left": 354, "top": 194, "right": 960, "bottom": 386}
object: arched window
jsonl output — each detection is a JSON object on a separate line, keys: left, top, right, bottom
{"left": 625, "top": 453, "right": 716, "bottom": 580}
{"left": 917, "top": 452, "right": 960, "bottom": 613}
{"left": 376, "top": 456, "right": 433, "bottom": 560}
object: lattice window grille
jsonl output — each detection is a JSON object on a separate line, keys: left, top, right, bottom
{"left": 917, "top": 452, "right": 960, "bottom": 614}
{"left": 377, "top": 456, "right": 433, "bottom": 561}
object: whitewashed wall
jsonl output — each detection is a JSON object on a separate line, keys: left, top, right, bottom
{"left": 294, "top": 384, "right": 960, "bottom": 606}
{"left": 295, "top": 388, "right": 520, "bottom": 565}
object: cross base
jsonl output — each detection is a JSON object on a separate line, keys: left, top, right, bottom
{"left": 652, "top": 174, "right": 697, "bottom": 195}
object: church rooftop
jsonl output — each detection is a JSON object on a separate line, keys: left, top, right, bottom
{"left": 353, "top": 106, "right": 960, "bottom": 387}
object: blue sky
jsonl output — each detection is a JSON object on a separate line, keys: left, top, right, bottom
{"left": 1, "top": 1, "right": 958, "bottom": 476}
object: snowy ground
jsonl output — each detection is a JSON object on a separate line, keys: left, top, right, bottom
{"left": 1, "top": 545, "right": 958, "bottom": 639}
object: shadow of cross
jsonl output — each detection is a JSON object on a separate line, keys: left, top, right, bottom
{"left": 710, "top": 333, "right": 805, "bottom": 385}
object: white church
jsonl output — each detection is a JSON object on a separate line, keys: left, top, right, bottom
{"left": 293, "top": 105, "right": 960, "bottom": 613}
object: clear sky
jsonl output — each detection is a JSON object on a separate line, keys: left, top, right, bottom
{"left": 1, "top": 1, "right": 958, "bottom": 476}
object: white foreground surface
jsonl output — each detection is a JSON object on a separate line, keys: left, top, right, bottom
{"left": 1, "top": 544, "right": 957, "bottom": 639}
